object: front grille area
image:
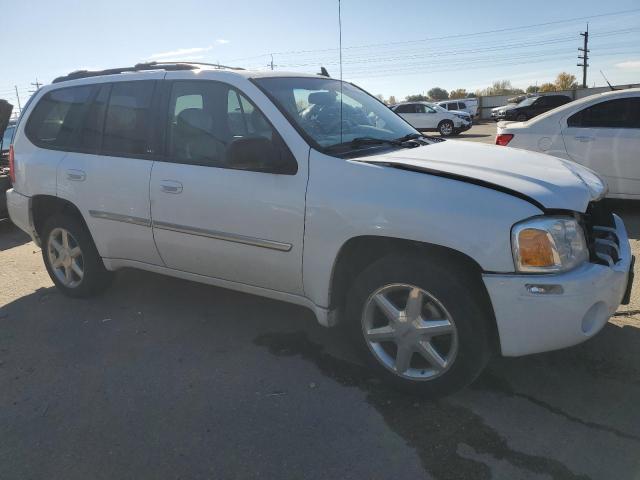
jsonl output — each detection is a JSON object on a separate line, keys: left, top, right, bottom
{"left": 583, "top": 201, "right": 621, "bottom": 267}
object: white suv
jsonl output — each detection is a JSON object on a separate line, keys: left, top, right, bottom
{"left": 6, "top": 63, "right": 633, "bottom": 396}
{"left": 391, "top": 102, "right": 471, "bottom": 136}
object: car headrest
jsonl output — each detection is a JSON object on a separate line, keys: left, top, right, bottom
{"left": 308, "top": 91, "right": 336, "bottom": 106}
{"left": 177, "top": 108, "right": 213, "bottom": 132}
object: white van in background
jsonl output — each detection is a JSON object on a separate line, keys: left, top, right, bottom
{"left": 436, "top": 99, "right": 478, "bottom": 118}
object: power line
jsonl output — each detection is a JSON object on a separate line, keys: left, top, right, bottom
{"left": 224, "top": 7, "right": 640, "bottom": 61}
{"left": 240, "top": 26, "right": 639, "bottom": 71}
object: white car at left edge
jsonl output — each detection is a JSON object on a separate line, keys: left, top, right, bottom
{"left": 496, "top": 88, "right": 640, "bottom": 199}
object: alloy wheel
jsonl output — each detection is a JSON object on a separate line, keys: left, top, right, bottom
{"left": 362, "top": 283, "right": 458, "bottom": 380}
{"left": 47, "top": 227, "right": 84, "bottom": 288}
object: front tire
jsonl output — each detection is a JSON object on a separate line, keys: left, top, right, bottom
{"left": 438, "top": 120, "right": 454, "bottom": 137}
{"left": 345, "top": 253, "right": 492, "bottom": 397}
{"left": 42, "top": 213, "right": 113, "bottom": 297}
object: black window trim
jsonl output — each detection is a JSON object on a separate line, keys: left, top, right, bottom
{"left": 155, "top": 78, "right": 298, "bottom": 175}
{"left": 24, "top": 80, "right": 161, "bottom": 160}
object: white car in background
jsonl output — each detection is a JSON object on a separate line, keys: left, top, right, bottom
{"left": 496, "top": 88, "right": 640, "bottom": 198}
{"left": 391, "top": 102, "right": 471, "bottom": 136}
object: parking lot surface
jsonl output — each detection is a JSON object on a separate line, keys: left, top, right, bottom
{"left": 1, "top": 128, "right": 640, "bottom": 479}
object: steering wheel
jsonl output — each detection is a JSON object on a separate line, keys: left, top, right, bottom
{"left": 323, "top": 117, "right": 358, "bottom": 136}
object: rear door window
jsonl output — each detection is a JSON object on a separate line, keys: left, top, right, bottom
{"left": 458, "top": 102, "right": 466, "bottom": 109}
{"left": 78, "top": 84, "right": 110, "bottom": 151}
{"left": 394, "top": 104, "right": 414, "bottom": 114}
{"left": 568, "top": 98, "right": 640, "bottom": 128}
{"left": 26, "top": 85, "right": 93, "bottom": 148}
{"left": 102, "top": 81, "right": 155, "bottom": 156}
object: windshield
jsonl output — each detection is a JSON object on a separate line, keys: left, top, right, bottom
{"left": 517, "top": 97, "right": 538, "bottom": 107}
{"left": 253, "top": 77, "right": 417, "bottom": 150}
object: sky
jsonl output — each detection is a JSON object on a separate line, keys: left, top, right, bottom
{"left": 1, "top": 0, "right": 639, "bottom": 112}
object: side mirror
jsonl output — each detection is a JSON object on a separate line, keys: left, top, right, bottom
{"left": 226, "top": 136, "right": 297, "bottom": 175}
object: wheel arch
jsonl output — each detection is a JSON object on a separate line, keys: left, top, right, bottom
{"left": 328, "top": 235, "right": 499, "bottom": 351}
{"left": 31, "top": 195, "right": 90, "bottom": 241}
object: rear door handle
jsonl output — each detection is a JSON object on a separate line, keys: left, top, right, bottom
{"left": 66, "top": 169, "right": 86, "bottom": 181}
{"left": 160, "top": 180, "right": 183, "bottom": 194}
{"left": 575, "top": 136, "right": 595, "bottom": 142}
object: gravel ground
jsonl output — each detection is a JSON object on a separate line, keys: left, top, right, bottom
{"left": 1, "top": 150, "right": 640, "bottom": 479}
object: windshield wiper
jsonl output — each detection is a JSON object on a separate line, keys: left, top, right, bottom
{"left": 349, "top": 136, "right": 404, "bottom": 147}
{"left": 325, "top": 135, "right": 425, "bottom": 154}
{"left": 393, "top": 133, "right": 424, "bottom": 142}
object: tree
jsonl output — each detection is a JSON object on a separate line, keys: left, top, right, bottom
{"left": 554, "top": 72, "right": 577, "bottom": 90}
{"left": 526, "top": 85, "right": 540, "bottom": 93}
{"left": 427, "top": 87, "right": 449, "bottom": 100}
{"left": 466, "top": 92, "right": 477, "bottom": 98}
{"left": 449, "top": 88, "right": 467, "bottom": 99}
{"left": 375, "top": 94, "right": 386, "bottom": 103}
{"left": 405, "top": 94, "right": 429, "bottom": 102}
{"left": 539, "top": 82, "right": 557, "bottom": 93}
{"left": 388, "top": 95, "right": 397, "bottom": 105}
{"left": 476, "top": 80, "right": 524, "bottom": 96}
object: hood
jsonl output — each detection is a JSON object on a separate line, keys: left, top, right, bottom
{"left": 354, "top": 140, "right": 605, "bottom": 212}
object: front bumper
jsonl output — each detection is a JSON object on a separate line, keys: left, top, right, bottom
{"left": 483, "top": 214, "right": 632, "bottom": 357}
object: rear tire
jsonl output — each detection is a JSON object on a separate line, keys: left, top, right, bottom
{"left": 438, "top": 120, "right": 455, "bottom": 137}
{"left": 345, "top": 252, "right": 492, "bottom": 397}
{"left": 41, "top": 213, "right": 113, "bottom": 298}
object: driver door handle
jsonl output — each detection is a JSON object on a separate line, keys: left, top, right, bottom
{"left": 160, "top": 180, "right": 183, "bottom": 194}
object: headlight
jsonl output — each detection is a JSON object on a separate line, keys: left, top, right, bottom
{"left": 454, "top": 113, "right": 468, "bottom": 120}
{"left": 512, "top": 216, "right": 588, "bottom": 273}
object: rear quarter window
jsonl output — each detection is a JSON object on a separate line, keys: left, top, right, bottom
{"left": 25, "top": 86, "right": 93, "bottom": 148}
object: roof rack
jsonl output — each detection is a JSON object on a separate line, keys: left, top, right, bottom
{"left": 52, "top": 61, "right": 245, "bottom": 84}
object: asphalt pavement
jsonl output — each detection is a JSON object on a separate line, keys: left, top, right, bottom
{"left": 1, "top": 127, "right": 640, "bottom": 479}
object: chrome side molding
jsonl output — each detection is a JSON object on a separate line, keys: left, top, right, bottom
{"left": 153, "top": 220, "right": 292, "bottom": 252}
{"left": 89, "top": 210, "right": 152, "bottom": 228}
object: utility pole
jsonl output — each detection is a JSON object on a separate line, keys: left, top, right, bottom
{"left": 14, "top": 86, "right": 21, "bottom": 112}
{"left": 578, "top": 23, "right": 589, "bottom": 89}
{"left": 269, "top": 54, "right": 275, "bottom": 70}
{"left": 29, "top": 78, "right": 42, "bottom": 94}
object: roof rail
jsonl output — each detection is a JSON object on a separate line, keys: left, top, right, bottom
{"left": 145, "top": 61, "right": 245, "bottom": 71}
{"left": 52, "top": 61, "right": 244, "bottom": 84}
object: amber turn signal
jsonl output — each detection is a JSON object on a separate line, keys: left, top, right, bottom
{"left": 517, "top": 229, "right": 557, "bottom": 267}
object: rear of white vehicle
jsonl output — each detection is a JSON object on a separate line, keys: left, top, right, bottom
{"left": 496, "top": 88, "right": 640, "bottom": 198}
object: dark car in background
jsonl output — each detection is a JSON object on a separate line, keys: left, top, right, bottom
{"left": 500, "top": 94, "right": 572, "bottom": 122}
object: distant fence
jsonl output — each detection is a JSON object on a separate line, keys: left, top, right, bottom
{"left": 476, "top": 83, "right": 640, "bottom": 120}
